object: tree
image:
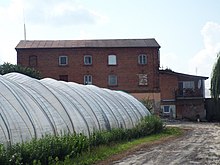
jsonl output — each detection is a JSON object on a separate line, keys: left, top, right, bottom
{"left": 0, "top": 62, "right": 41, "bottom": 79}
{"left": 211, "top": 52, "right": 220, "bottom": 101}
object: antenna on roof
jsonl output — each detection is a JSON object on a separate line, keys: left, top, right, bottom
{"left": 23, "top": 8, "right": 27, "bottom": 41}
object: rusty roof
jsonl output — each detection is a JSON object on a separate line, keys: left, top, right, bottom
{"left": 15, "top": 38, "right": 160, "bottom": 49}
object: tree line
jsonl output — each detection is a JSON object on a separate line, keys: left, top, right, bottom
{"left": 211, "top": 52, "right": 220, "bottom": 101}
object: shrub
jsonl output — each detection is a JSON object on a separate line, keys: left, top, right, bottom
{"left": 141, "top": 97, "right": 154, "bottom": 114}
{"left": 0, "top": 115, "right": 164, "bottom": 164}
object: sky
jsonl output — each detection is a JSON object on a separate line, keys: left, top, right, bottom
{"left": 0, "top": 0, "right": 220, "bottom": 96}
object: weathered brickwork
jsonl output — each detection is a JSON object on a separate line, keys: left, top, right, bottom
{"left": 17, "top": 47, "right": 160, "bottom": 93}
{"left": 176, "top": 99, "right": 206, "bottom": 120}
{"left": 159, "top": 72, "right": 178, "bottom": 100}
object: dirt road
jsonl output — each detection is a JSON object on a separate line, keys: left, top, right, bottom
{"left": 111, "top": 122, "right": 220, "bottom": 165}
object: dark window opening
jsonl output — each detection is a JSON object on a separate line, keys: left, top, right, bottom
{"left": 59, "top": 75, "right": 68, "bottom": 82}
{"left": 29, "top": 55, "right": 37, "bottom": 67}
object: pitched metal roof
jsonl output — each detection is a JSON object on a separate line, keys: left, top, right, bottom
{"left": 15, "top": 39, "right": 160, "bottom": 49}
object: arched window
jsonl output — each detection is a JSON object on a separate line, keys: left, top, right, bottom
{"left": 29, "top": 55, "right": 37, "bottom": 67}
{"left": 138, "top": 54, "right": 147, "bottom": 65}
{"left": 108, "top": 55, "right": 117, "bottom": 65}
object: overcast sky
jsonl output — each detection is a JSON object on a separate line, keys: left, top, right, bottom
{"left": 0, "top": 0, "right": 220, "bottom": 95}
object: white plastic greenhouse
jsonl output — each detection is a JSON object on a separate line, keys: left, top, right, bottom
{"left": 0, "top": 73, "right": 150, "bottom": 145}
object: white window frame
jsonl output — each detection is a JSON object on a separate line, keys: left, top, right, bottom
{"left": 59, "top": 56, "right": 68, "bottom": 66}
{"left": 108, "top": 75, "right": 117, "bottom": 86}
{"left": 84, "top": 75, "right": 92, "bottom": 85}
{"left": 138, "top": 54, "right": 147, "bottom": 65}
{"left": 108, "top": 55, "right": 117, "bottom": 65}
{"left": 163, "top": 105, "right": 170, "bottom": 113}
{"left": 84, "top": 55, "right": 92, "bottom": 65}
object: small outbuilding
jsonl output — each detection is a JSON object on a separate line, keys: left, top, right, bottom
{"left": 159, "top": 69, "right": 208, "bottom": 120}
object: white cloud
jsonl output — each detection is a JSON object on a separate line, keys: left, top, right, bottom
{"left": 0, "top": 0, "right": 108, "bottom": 64}
{"left": 189, "top": 22, "right": 220, "bottom": 76}
{"left": 0, "top": 0, "right": 23, "bottom": 21}
{"left": 23, "top": 0, "right": 107, "bottom": 26}
{"left": 76, "top": 30, "right": 94, "bottom": 40}
{"left": 188, "top": 22, "right": 220, "bottom": 97}
{"left": 201, "top": 22, "right": 220, "bottom": 52}
{"left": 160, "top": 52, "right": 179, "bottom": 70}
{"left": 0, "top": 0, "right": 24, "bottom": 64}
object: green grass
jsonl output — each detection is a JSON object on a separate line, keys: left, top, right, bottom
{"left": 0, "top": 116, "right": 181, "bottom": 165}
{"left": 57, "top": 127, "right": 183, "bottom": 165}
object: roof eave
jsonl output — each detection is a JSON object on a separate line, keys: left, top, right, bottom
{"left": 159, "top": 70, "right": 209, "bottom": 80}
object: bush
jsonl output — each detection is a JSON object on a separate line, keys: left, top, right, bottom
{"left": 141, "top": 97, "right": 154, "bottom": 114}
{"left": 0, "top": 115, "right": 164, "bottom": 164}
{"left": 136, "top": 115, "right": 164, "bottom": 136}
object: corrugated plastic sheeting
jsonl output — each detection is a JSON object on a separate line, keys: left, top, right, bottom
{"left": 0, "top": 76, "right": 53, "bottom": 144}
{"left": 88, "top": 86, "right": 136, "bottom": 128}
{"left": 4, "top": 74, "right": 74, "bottom": 134}
{"left": 0, "top": 73, "right": 150, "bottom": 145}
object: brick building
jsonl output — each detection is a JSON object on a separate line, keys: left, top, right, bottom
{"left": 159, "top": 69, "right": 208, "bottom": 120}
{"left": 16, "top": 39, "right": 161, "bottom": 104}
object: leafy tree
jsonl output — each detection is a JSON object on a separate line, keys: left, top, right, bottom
{"left": 0, "top": 62, "right": 41, "bottom": 79}
{"left": 211, "top": 52, "right": 220, "bottom": 101}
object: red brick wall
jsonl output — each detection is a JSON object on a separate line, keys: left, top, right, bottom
{"left": 176, "top": 99, "right": 206, "bottom": 120}
{"left": 17, "top": 47, "right": 160, "bottom": 93}
{"left": 159, "top": 72, "right": 178, "bottom": 100}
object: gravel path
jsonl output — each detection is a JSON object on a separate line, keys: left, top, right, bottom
{"left": 111, "top": 122, "right": 220, "bottom": 165}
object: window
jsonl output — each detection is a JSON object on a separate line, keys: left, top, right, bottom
{"left": 108, "top": 75, "right": 117, "bottom": 86}
{"left": 163, "top": 105, "right": 170, "bottom": 113}
{"left": 59, "top": 56, "right": 68, "bottom": 66}
{"left": 138, "top": 54, "right": 147, "bottom": 65}
{"left": 178, "top": 81, "right": 195, "bottom": 96}
{"left": 138, "top": 74, "right": 148, "bottom": 86}
{"left": 59, "top": 75, "right": 68, "bottom": 82}
{"left": 184, "top": 81, "right": 194, "bottom": 89}
{"left": 108, "top": 55, "right": 117, "bottom": 65}
{"left": 84, "top": 75, "right": 92, "bottom": 85}
{"left": 84, "top": 55, "right": 92, "bottom": 65}
{"left": 29, "top": 55, "right": 37, "bottom": 67}
{"left": 179, "top": 81, "right": 195, "bottom": 89}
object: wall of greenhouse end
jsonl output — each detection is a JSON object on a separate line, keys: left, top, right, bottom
{"left": 0, "top": 73, "right": 150, "bottom": 145}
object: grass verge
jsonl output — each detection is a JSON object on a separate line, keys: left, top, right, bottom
{"left": 0, "top": 116, "right": 181, "bottom": 165}
{"left": 60, "top": 126, "right": 183, "bottom": 165}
